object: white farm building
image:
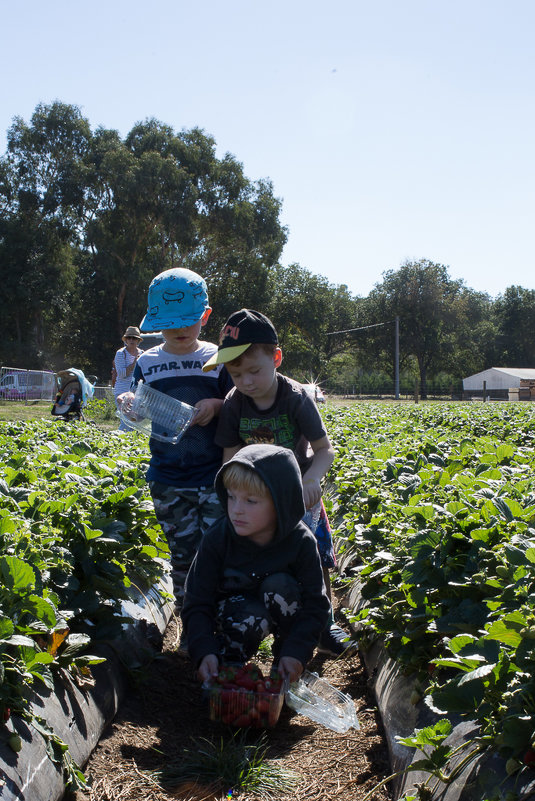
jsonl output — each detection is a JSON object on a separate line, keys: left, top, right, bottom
{"left": 463, "top": 368, "right": 535, "bottom": 400}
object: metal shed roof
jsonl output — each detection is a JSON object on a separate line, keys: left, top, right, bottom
{"left": 463, "top": 367, "right": 535, "bottom": 390}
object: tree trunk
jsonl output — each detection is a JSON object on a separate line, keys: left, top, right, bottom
{"left": 418, "top": 357, "right": 428, "bottom": 400}
{"left": 117, "top": 282, "right": 127, "bottom": 338}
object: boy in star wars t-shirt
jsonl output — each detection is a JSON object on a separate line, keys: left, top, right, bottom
{"left": 127, "top": 268, "right": 232, "bottom": 608}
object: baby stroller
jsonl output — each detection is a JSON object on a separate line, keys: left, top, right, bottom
{"left": 51, "top": 369, "right": 95, "bottom": 422}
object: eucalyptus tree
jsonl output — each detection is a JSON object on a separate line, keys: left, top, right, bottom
{"left": 492, "top": 285, "right": 535, "bottom": 366}
{"left": 0, "top": 102, "right": 292, "bottom": 377}
{"left": 366, "top": 259, "right": 485, "bottom": 398}
{"left": 0, "top": 102, "right": 90, "bottom": 366}
{"left": 82, "top": 119, "right": 287, "bottom": 375}
{"left": 265, "top": 263, "right": 360, "bottom": 380}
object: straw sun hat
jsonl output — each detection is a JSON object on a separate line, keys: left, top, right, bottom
{"left": 122, "top": 326, "right": 142, "bottom": 342}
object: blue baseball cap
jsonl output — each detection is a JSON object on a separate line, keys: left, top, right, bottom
{"left": 139, "top": 268, "right": 210, "bottom": 332}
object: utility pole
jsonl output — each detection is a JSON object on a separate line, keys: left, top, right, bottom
{"left": 395, "top": 316, "right": 400, "bottom": 400}
{"left": 327, "top": 319, "right": 401, "bottom": 399}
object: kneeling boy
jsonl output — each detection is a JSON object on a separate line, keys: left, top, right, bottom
{"left": 181, "top": 444, "right": 330, "bottom": 684}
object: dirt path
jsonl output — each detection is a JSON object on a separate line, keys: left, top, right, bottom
{"left": 66, "top": 610, "right": 392, "bottom": 801}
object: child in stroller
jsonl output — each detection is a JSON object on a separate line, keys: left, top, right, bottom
{"left": 51, "top": 369, "right": 94, "bottom": 421}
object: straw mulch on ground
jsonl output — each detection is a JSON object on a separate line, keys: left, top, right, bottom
{"left": 66, "top": 604, "right": 392, "bottom": 801}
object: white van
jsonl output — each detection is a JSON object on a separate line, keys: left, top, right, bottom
{"left": 0, "top": 369, "right": 55, "bottom": 401}
{"left": 139, "top": 332, "right": 164, "bottom": 351}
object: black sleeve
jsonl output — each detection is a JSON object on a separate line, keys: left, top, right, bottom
{"left": 278, "top": 530, "right": 331, "bottom": 666}
{"left": 181, "top": 526, "right": 226, "bottom": 666}
{"left": 294, "top": 391, "right": 328, "bottom": 443}
{"left": 132, "top": 361, "right": 144, "bottom": 385}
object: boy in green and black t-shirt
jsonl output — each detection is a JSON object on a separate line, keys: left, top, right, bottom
{"left": 203, "top": 308, "right": 356, "bottom": 658}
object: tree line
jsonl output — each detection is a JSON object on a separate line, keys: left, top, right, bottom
{"left": 1, "top": 102, "right": 534, "bottom": 398}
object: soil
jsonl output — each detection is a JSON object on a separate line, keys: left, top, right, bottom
{"left": 66, "top": 602, "right": 392, "bottom": 801}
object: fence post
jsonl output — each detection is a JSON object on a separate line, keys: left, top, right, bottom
{"left": 414, "top": 380, "right": 419, "bottom": 404}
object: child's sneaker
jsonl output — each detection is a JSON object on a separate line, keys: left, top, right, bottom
{"left": 317, "top": 624, "right": 357, "bottom": 657}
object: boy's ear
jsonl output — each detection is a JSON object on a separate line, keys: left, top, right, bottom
{"left": 200, "top": 307, "right": 212, "bottom": 326}
{"left": 273, "top": 347, "right": 283, "bottom": 368}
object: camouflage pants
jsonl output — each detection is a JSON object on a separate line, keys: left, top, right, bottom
{"left": 216, "top": 573, "right": 302, "bottom": 664}
{"left": 149, "top": 482, "right": 222, "bottom": 605}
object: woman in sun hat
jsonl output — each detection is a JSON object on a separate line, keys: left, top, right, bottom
{"left": 113, "top": 326, "right": 143, "bottom": 426}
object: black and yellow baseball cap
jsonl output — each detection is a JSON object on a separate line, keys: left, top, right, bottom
{"left": 202, "top": 309, "right": 278, "bottom": 372}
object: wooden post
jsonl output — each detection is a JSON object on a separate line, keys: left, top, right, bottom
{"left": 483, "top": 380, "right": 487, "bottom": 402}
{"left": 414, "top": 380, "right": 419, "bottom": 404}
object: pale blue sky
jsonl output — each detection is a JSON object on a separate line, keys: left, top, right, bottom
{"left": 1, "top": 0, "right": 534, "bottom": 299}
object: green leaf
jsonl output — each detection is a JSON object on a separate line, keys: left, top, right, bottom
{"left": 27, "top": 652, "right": 55, "bottom": 667}
{"left": 469, "top": 528, "right": 492, "bottom": 542}
{"left": 26, "top": 595, "right": 58, "bottom": 627}
{"left": 0, "top": 555, "right": 36, "bottom": 593}
{"left": 83, "top": 528, "right": 103, "bottom": 541}
{"left": 396, "top": 720, "right": 452, "bottom": 749}
{"left": 0, "top": 516, "right": 16, "bottom": 534}
{"left": 492, "top": 497, "right": 515, "bottom": 522}
{"left": 496, "top": 443, "right": 514, "bottom": 462}
{"left": 427, "top": 676, "right": 486, "bottom": 713}
{"left": 457, "top": 664, "right": 496, "bottom": 685}
{"left": 401, "top": 505, "right": 435, "bottom": 520}
{"left": 486, "top": 613, "right": 524, "bottom": 647}
{"left": 4, "top": 634, "right": 37, "bottom": 647}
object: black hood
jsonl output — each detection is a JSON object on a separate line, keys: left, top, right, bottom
{"left": 215, "top": 444, "right": 306, "bottom": 541}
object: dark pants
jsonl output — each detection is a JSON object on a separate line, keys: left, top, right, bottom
{"left": 216, "top": 573, "right": 302, "bottom": 663}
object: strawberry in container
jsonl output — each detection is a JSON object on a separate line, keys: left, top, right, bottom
{"left": 207, "top": 663, "right": 287, "bottom": 729}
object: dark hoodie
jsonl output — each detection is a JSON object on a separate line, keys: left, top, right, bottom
{"left": 181, "top": 443, "right": 330, "bottom": 668}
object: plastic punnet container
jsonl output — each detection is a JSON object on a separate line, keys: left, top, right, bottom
{"left": 285, "top": 670, "right": 360, "bottom": 733}
{"left": 118, "top": 381, "right": 197, "bottom": 443}
{"left": 206, "top": 681, "right": 287, "bottom": 729}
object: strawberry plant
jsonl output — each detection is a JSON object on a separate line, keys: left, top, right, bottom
{"left": 324, "top": 402, "right": 535, "bottom": 779}
{"left": 0, "top": 419, "right": 170, "bottom": 787}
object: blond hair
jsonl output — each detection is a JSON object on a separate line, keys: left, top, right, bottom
{"left": 221, "top": 462, "right": 271, "bottom": 498}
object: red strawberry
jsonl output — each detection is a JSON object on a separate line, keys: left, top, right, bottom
{"left": 233, "top": 713, "right": 252, "bottom": 727}
{"left": 256, "top": 698, "right": 270, "bottom": 715}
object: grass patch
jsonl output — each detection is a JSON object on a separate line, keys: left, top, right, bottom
{"left": 150, "top": 731, "right": 299, "bottom": 799}
{"left": 85, "top": 396, "right": 118, "bottom": 422}
{"left": 0, "top": 395, "right": 120, "bottom": 431}
{"left": 0, "top": 399, "right": 54, "bottom": 421}
{"left": 257, "top": 634, "right": 274, "bottom": 659}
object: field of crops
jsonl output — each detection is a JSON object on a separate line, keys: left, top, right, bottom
{"left": 3, "top": 402, "right": 535, "bottom": 794}
{"left": 0, "top": 419, "right": 169, "bottom": 786}
{"left": 325, "top": 402, "right": 535, "bottom": 780}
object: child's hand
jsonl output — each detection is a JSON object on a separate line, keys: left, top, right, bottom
{"left": 303, "top": 478, "right": 321, "bottom": 509}
{"left": 277, "top": 656, "right": 303, "bottom": 684}
{"left": 198, "top": 654, "right": 219, "bottom": 683}
{"left": 192, "top": 398, "right": 222, "bottom": 426}
{"left": 116, "top": 391, "right": 134, "bottom": 409}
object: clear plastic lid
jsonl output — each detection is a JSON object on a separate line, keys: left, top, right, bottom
{"left": 285, "top": 670, "right": 360, "bottom": 733}
{"left": 118, "top": 381, "right": 197, "bottom": 443}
